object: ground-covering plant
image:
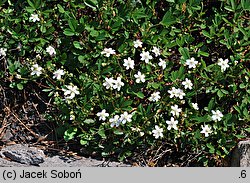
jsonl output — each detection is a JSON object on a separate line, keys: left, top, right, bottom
{"left": 0, "top": 0, "right": 249, "bottom": 166}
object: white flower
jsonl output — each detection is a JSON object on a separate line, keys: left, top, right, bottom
{"left": 152, "top": 125, "right": 163, "bottom": 139}
{"left": 175, "top": 88, "right": 186, "bottom": 99}
{"left": 133, "top": 39, "right": 143, "bottom": 48}
{"left": 149, "top": 91, "right": 161, "bottom": 102}
{"left": 53, "top": 69, "right": 65, "bottom": 80}
{"left": 170, "top": 104, "right": 182, "bottom": 117}
{"left": 140, "top": 51, "right": 153, "bottom": 63}
{"left": 134, "top": 71, "right": 145, "bottom": 83}
{"left": 103, "top": 77, "right": 115, "bottom": 89}
{"left": 182, "top": 78, "right": 193, "bottom": 90}
{"left": 168, "top": 87, "right": 178, "bottom": 98}
{"left": 201, "top": 125, "right": 212, "bottom": 137}
{"left": 29, "top": 13, "right": 40, "bottom": 22}
{"left": 211, "top": 110, "right": 223, "bottom": 122}
{"left": 113, "top": 77, "right": 124, "bottom": 91}
{"left": 109, "top": 115, "right": 121, "bottom": 127}
{"left": 101, "top": 48, "right": 116, "bottom": 57}
{"left": 166, "top": 117, "right": 178, "bottom": 130}
{"left": 97, "top": 109, "right": 109, "bottom": 121}
{"left": 152, "top": 46, "right": 161, "bottom": 57}
{"left": 31, "top": 64, "right": 43, "bottom": 76}
{"left": 120, "top": 112, "right": 133, "bottom": 124}
{"left": 0, "top": 48, "right": 7, "bottom": 57}
{"left": 62, "top": 84, "right": 80, "bottom": 100}
{"left": 217, "top": 58, "right": 229, "bottom": 72}
{"left": 185, "top": 57, "right": 198, "bottom": 69}
{"left": 158, "top": 58, "right": 166, "bottom": 69}
{"left": 123, "top": 57, "right": 135, "bottom": 70}
{"left": 46, "top": 46, "right": 56, "bottom": 56}
{"left": 168, "top": 87, "right": 185, "bottom": 99}
{"left": 191, "top": 103, "right": 199, "bottom": 110}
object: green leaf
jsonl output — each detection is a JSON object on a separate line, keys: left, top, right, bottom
{"left": 235, "top": 134, "right": 246, "bottom": 139}
{"left": 27, "top": 0, "right": 42, "bottom": 9}
{"left": 98, "top": 128, "right": 106, "bottom": 139}
{"left": 170, "top": 70, "right": 179, "bottom": 81}
{"left": 68, "top": 18, "right": 78, "bottom": 31}
{"left": 57, "top": 4, "right": 65, "bottom": 13}
{"left": 83, "top": 119, "right": 95, "bottom": 124}
{"left": 177, "top": 66, "right": 185, "bottom": 80}
{"left": 132, "top": 8, "right": 148, "bottom": 23}
{"left": 241, "top": 0, "right": 250, "bottom": 10}
{"left": 239, "top": 83, "right": 246, "bottom": 89}
{"left": 160, "top": 10, "right": 176, "bottom": 26}
{"left": 0, "top": 0, "right": 7, "bottom": 7}
{"left": 245, "top": 128, "right": 250, "bottom": 132}
{"left": 27, "top": 0, "right": 36, "bottom": 9}
{"left": 233, "top": 106, "right": 241, "bottom": 114}
{"left": 34, "top": 0, "right": 42, "bottom": 9}
{"left": 80, "top": 139, "right": 88, "bottom": 145}
{"left": 113, "top": 129, "right": 124, "bottom": 135}
{"left": 221, "top": 146, "right": 229, "bottom": 155}
{"left": 121, "top": 100, "right": 133, "bottom": 108}
{"left": 206, "top": 143, "right": 215, "bottom": 153}
{"left": 133, "top": 91, "right": 144, "bottom": 99}
{"left": 148, "top": 82, "right": 161, "bottom": 89}
{"left": 178, "top": 47, "right": 190, "bottom": 62}
{"left": 202, "top": 30, "right": 212, "bottom": 39}
{"left": 221, "top": 89, "right": 229, "bottom": 95}
{"left": 208, "top": 98, "right": 215, "bottom": 111}
{"left": 192, "top": 115, "right": 211, "bottom": 123}
{"left": 63, "top": 28, "right": 75, "bottom": 36}
{"left": 64, "top": 127, "right": 77, "bottom": 141}
{"left": 166, "top": 0, "right": 175, "bottom": 2}
{"left": 17, "top": 83, "right": 23, "bottom": 90}
{"left": 45, "top": 26, "right": 55, "bottom": 35}
{"left": 84, "top": 0, "right": 98, "bottom": 10}
{"left": 217, "top": 90, "right": 224, "bottom": 98}
{"left": 198, "top": 51, "right": 210, "bottom": 57}
{"left": 230, "top": 0, "right": 236, "bottom": 11}
{"left": 73, "top": 41, "right": 83, "bottom": 50}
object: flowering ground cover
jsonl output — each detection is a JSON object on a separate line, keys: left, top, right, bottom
{"left": 0, "top": 0, "right": 249, "bottom": 166}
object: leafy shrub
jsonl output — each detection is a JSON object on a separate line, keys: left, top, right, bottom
{"left": 0, "top": 0, "right": 249, "bottom": 166}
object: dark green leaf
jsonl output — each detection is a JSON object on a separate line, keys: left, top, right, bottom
{"left": 133, "top": 91, "right": 144, "bottom": 99}
{"left": 208, "top": 98, "right": 215, "bottom": 111}
{"left": 63, "top": 28, "right": 75, "bottom": 36}
{"left": 73, "top": 41, "right": 83, "bottom": 50}
{"left": 57, "top": 4, "right": 65, "bottom": 13}
{"left": 206, "top": 143, "right": 215, "bottom": 153}
{"left": 160, "top": 10, "right": 176, "bottom": 26}
{"left": 192, "top": 115, "right": 211, "bottom": 123}
{"left": 68, "top": 18, "right": 78, "bottom": 31}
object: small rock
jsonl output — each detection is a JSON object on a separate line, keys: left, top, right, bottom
{"left": 0, "top": 144, "right": 45, "bottom": 165}
{"left": 231, "top": 140, "right": 250, "bottom": 167}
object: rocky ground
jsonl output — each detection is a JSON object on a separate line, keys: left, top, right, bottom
{"left": 0, "top": 81, "right": 132, "bottom": 167}
{"left": 0, "top": 144, "right": 131, "bottom": 167}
